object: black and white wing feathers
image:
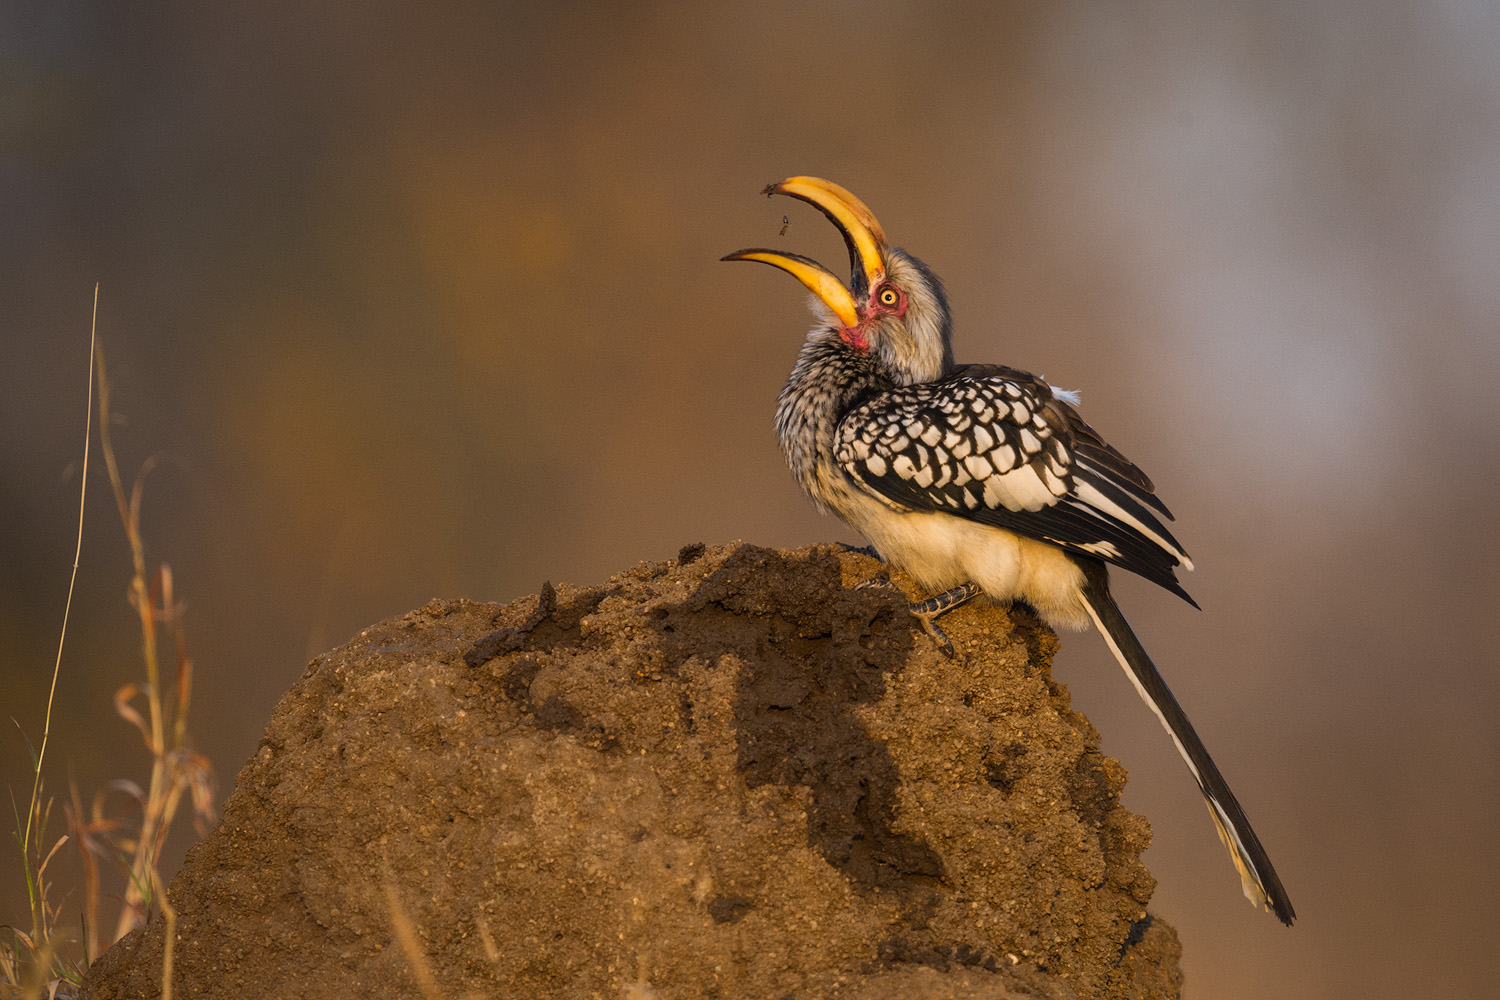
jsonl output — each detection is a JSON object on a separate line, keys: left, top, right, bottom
{"left": 834, "top": 365, "right": 1197, "bottom": 604}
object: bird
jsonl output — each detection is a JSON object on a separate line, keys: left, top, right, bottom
{"left": 723, "top": 175, "right": 1295, "bottom": 925}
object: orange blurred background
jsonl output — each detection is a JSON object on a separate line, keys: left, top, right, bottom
{"left": 3, "top": 3, "right": 1498, "bottom": 996}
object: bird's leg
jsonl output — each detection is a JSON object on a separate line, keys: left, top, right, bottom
{"left": 909, "top": 581, "right": 983, "bottom": 657}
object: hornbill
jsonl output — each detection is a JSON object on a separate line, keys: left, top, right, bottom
{"left": 723, "top": 176, "right": 1294, "bottom": 925}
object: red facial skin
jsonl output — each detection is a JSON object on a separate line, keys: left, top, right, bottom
{"left": 838, "top": 280, "right": 907, "bottom": 353}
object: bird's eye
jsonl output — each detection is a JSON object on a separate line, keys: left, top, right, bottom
{"left": 878, "top": 287, "right": 899, "bottom": 307}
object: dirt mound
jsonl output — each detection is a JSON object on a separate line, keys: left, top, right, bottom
{"left": 80, "top": 542, "right": 1181, "bottom": 999}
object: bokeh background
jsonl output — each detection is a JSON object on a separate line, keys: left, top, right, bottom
{"left": 4, "top": 2, "right": 1499, "bottom": 996}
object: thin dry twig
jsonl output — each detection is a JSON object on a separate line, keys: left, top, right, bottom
{"left": 382, "top": 881, "right": 443, "bottom": 1000}
{"left": 151, "top": 868, "right": 175, "bottom": 1000}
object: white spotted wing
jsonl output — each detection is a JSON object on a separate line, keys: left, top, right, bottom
{"left": 834, "top": 365, "right": 1196, "bottom": 602}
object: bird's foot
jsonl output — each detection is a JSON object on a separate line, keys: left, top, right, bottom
{"left": 908, "top": 582, "right": 983, "bottom": 658}
{"left": 838, "top": 542, "right": 882, "bottom": 559}
{"left": 911, "top": 606, "right": 958, "bottom": 657}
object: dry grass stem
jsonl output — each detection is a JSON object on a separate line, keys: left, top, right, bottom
{"left": 5, "top": 297, "right": 216, "bottom": 999}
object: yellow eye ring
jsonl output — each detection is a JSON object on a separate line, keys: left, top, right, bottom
{"left": 878, "top": 287, "right": 899, "bottom": 307}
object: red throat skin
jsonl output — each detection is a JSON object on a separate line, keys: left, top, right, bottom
{"left": 839, "top": 325, "right": 869, "bottom": 352}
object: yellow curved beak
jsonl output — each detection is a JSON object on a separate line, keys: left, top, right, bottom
{"left": 720, "top": 249, "right": 860, "bottom": 329}
{"left": 723, "top": 176, "right": 891, "bottom": 328}
{"left": 764, "top": 176, "right": 888, "bottom": 296}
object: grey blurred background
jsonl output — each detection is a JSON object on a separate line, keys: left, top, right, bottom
{"left": 3, "top": 2, "right": 1498, "bottom": 996}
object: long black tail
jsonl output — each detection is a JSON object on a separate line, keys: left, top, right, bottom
{"left": 1076, "top": 558, "right": 1295, "bottom": 925}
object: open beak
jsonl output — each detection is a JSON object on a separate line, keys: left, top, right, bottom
{"left": 721, "top": 176, "right": 890, "bottom": 329}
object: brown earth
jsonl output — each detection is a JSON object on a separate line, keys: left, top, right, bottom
{"left": 79, "top": 542, "right": 1182, "bottom": 1000}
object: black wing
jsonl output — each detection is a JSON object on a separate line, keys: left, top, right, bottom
{"left": 833, "top": 365, "right": 1197, "bottom": 604}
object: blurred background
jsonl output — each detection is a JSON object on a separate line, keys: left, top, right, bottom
{"left": 3, "top": 1, "right": 1498, "bottom": 996}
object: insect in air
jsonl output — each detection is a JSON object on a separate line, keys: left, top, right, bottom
{"left": 779, "top": 215, "right": 790, "bottom": 237}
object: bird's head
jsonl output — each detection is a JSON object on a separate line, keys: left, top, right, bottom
{"left": 723, "top": 176, "right": 954, "bottom": 385}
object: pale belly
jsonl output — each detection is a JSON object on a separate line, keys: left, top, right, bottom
{"left": 839, "top": 493, "right": 1090, "bottom": 630}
